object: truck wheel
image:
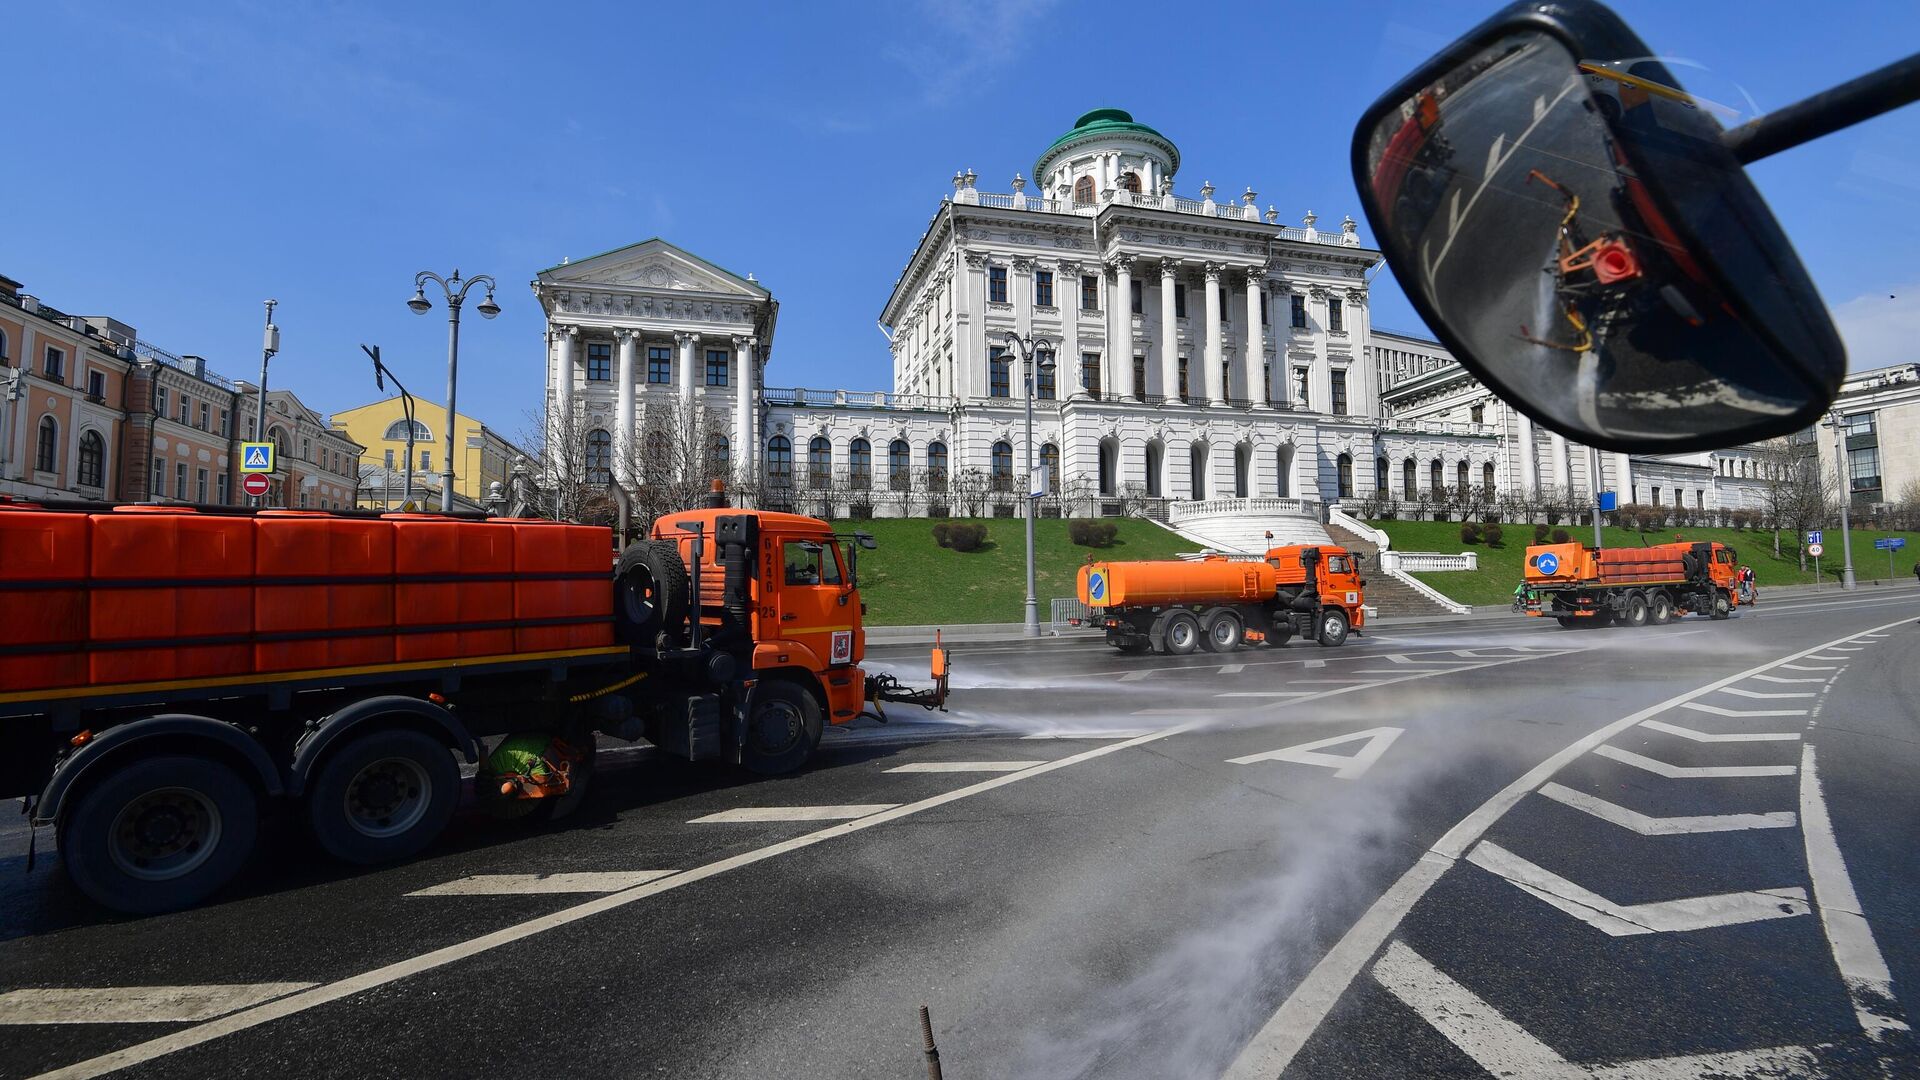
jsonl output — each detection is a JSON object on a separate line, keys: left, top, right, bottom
{"left": 1200, "top": 610, "right": 1243, "bottom": 652}
{"left": 1710, "top": 591, "right": 1732, "bottom": 620}
{"left": 59, "top": 755, "right": 258, "bottom": 914}
{"left": 306, "top": 728, "right": 460, "bottom": 865}
{"left": 1318, "top": 609, "right": 1350, "bottom": 648}
{"left": 1555, "top": 615, "right": 1575, "bottom": 629}
{"left": 1266, "top": 624, "right": 1294, "bottom": 647}
{"left": 1649, "top": 592, "right": 1675, "bottom": 625}
{"left": 1623, "top": 594, "right": 1649, "bottom": 628}
{"left": 742, "top": 679, "right": 821, "bottom": 776}
{"left": 616, "top": 540, "right": 689, "bottom": 645}
{"left": 1164, "top": 612, "right": 1200, "bottom": 655}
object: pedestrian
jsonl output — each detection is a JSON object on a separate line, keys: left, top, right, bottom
{"left": 1912, "top": 560, "right": 1919, "bottom": 584}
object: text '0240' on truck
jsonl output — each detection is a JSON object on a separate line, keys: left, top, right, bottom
{"left": 0, "top": 488, "right": 948, "bottom": 914}
{"left": 1520, "top": 539, "right": 1741, "bottom": 628}
{"left": 1076, "top": 545, "right": 1368, "bottom": 654}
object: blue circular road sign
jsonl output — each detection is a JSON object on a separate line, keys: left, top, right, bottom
{"left": 1537, "top": 552, "right": 1560, "bottom": 575}
{"left": 1088, "top": 572, "right": 1106, "bottom": 601}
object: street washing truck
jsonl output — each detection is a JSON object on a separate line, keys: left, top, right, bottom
{"left": 0, "top": 487, "right": 948, "bottom": 913}
{"left": 1520, "top": 539, "right": 1740, "bottom": 628}
{"left": 1076, "top": 545, "right": 1367, "bottom": 653}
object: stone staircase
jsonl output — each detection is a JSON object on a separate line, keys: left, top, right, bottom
{"left": 1324, "top": 520, "right": 1461, "bottom": 617}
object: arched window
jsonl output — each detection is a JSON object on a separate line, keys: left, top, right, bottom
{"left": 1430, "top": 458, "right": 1444, "bottom": 492}
{"left": 1188, "top": 442, "right": 1207, "bottom": 500}
{"left": 889, "top": 440, "right": 911, "bottom": 491}
{"left": 1072, "top": 175, "right": 1095, "bottom": 205}
{"left": 1375, "top": 456, "right": 1389, "bottom": 493}
{"left": 1483, "top": 462, "right": 1495, "bottom": 493}
{"left": 706, "top": 433, "right": 730, "bottom": 478}
{"left": 1402, "top": 458, "right": 1417, "bottom": 500}
{"left": 382, "top": 418, "right": 433, "bottom": 443}
{"left": 35, "top": 416, "right": 58, "bottom": 474}
{"left": 1456, "top": 460, "right": 1470, "bottom": 490}
{"left": 849, "top": 438, "right": 871, "bottom": 489}
{"left": 1337, "top": 453, "right": 1354, "bottom": 499}
{"left": 1145, "top": 441, "right": 1164, "bottom": 498}
{"left": 0, "top": 329, "right": 8, "bottom": 364}
{"left": 585, "top": 429, "right": 612, "bottom": 485}
{"left": 1119, "top": 171, "right": 1143, "bottom": 193}
{"left": 1276, "top": 444, "right": 1293, "bottom": 497}
{"left": 1098, "top": 438, "right": 1118, "bottom": 496}
{"left": 991, "top": 441, "right": 1013, "bottom": 491}
{"left": 78, "top": 430, "right": 105, "bottom": 488}
{"left": 767, "top": 435, "right": 793, "bottom": 487}
{"left": 268, "top": 426, "right": 287, "bottom": 460}
{"left": 1040, "top": 443, "right": 1060, "bottom": 493}
{"left": 926, "top": 441, "right": 948, "bottom": 491}
{"left": 808, "top": 436, "right": 832, "bottom": 490}
{"left": 1234, "top": 443, "right": 1251, "bottom": 499}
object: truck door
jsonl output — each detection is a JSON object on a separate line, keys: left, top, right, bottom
{"left": 774, "top": 538, "right": 855, "bottom": 667}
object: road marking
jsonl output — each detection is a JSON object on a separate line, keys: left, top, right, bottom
{"left": 1466, "top": 841, "right": 1809, "bottom": 935}
{"left": 1118, "top": 669, "right": 1153, "bottom": 682}
{"left": 1221, "top": 613, "right": 1917, "bottom": 1080}
{"left": 1020, "top": 729, "right": 1152, "bottom": 739}
{"left": 1781, "top": 663, "right": 1837, "bottom": 671}
{"left": 1536, "top": 781, "right": 1795, "bottom": 834}
{"left": 690, "top": 805, "right": 898, "bottom": 823}
{"left": 1592, "top": 744, "right": 1797, "bottom": 778}
{"left": 1214, "top": 691, "right": 1315, "bottom": 698}
{"left": 1283, "top": 678, "right": 1375, "bottom": 685}
{"left": 1800, "top": 743, "right": 1912, "bottom": 1044}
{"left": 884, "top": 761, "right": 1045, "bottom": 774}
{"left": 1227, "top": 726, "right": 1403, "bottom": 779}
{"left": 1217, "top": 663, "right": 1245, "bottom": 674}
{"left": 1346, "top": 668, "right": 1443, "bottom": 675}
{"left": 1752, "top": 674, "right": 1826, "bottom": 684}
{"left": 1641, "top": 718, "right": 1801, "bottom": 743}
{"left": 1807, "top": 653, "right": 1850, "bottom": 661}
{"left": 407, "top": 871, "right": 672, "bottom": 897}
{"left": 0, "top": 985, "right": 318, "bottom": 1025}
{"left": 1383, "top": 653, "right": 1476, "bottom": 666}
{"left": 1678, "top": 701, "right": 1810, "bottom": 718}
{"left": 1369, "top": 941, "right": 1822, "bottom": 1079}
{"left": 1719, "top": 686, "right": 1817, "bottom": 699}
{"left": 1827, "top": 646, "right": 1865, "bottom": 652}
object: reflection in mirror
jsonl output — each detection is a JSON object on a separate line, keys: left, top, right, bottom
{"left": 1361, "top": 31, "right": 1843, "bottom": 449}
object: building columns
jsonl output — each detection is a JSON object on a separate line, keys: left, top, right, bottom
{"left": 1551, "top": 432, "right": 1571, "bottom": 491}
{"left": 614, "top": 329, "right": 638, "bottom": 485}
{"left": 1158, "top": 261, "right": 1179, "bottom": 401}
{"left": 1109, "top": 255, "right": 1135, "bottom": 400}
{"left": 732, "top": 335, "right": 755, "bottom": 481}
{"left": 1060, "top": 260, "right": 1083, "bottom": 398}
{"left": 1243, "top": 273, "right": 1264, "bottom": 407}
{"left": 1203, "top": 263, "right": 1226, "bottom": 406}
{"left": 1614, "top": 452, "right": 1634, "bottom": 502}
{"left": 676, "top": 331, "right": 699, "bottom": 403}
{"left": 1515, "top": 408, "right": 1537, "bottom": 497}
{"left": 553, "top": 326, "right": 577, "bottom": 478}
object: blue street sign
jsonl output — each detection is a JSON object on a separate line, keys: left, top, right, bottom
{"left": 1873, "top": 537, "right": 1905, "bottom": 551}
{"left": 239, "top": 442, "right": 275, "bottom": 473}
{"left": 1806, "top": 530, "right": 1822, "bottom": 546}
{"left": 1536, "top": 552, "right": 1560, "bottom": 576}
{"left": 1086, "top": 572, "right": 1106, "bottom": 602}
{"left": 1597, "top": 491, "right": 1617, "bottom": 512}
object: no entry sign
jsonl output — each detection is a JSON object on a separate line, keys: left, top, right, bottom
{"left": 241, "top": 473, "right": 271, "bottom": 498}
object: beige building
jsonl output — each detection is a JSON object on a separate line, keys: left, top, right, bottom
{"left": 1813, "top": 363, "right": 1920, "bottom": 510}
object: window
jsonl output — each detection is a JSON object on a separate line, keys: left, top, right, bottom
{"left": 383, "top": 418, "right": 432, "bottom": 442}
{"left": 78, "top": 430, "right": 104, "bottom": 487}
{"left": 889, "top": 440, "right": 911, "bottom": 491}
{"left": 1337, "top": 454, "right": 1354, "bottom": 499}
{"left": 1456, "top": 460, "right": 1469, "bottom": 490}
{"left": 1174, "top": 283, "right": 1187, "bottom": 319}
{"left": 1328, "top": 297, "right": 1344, "bottom": 333}
{"left": 1145, "top": 442, "right": 1163, "bottom": 497}
{"left": 1073, "top": 175, "right": 1095, "bottom": 205}
{"left": 586, "top": 342, "right": 612, "bottom": 381}
{"left": 1130, "top": 280, "right": 1143, "bottom": 314}
{"left": 153, "top": 457, "right": 166, "bottom": 499}
{"left": 991, "top": 441, "right": 1013, "bottom": 491}
{"left": 199, "top": 402, "right": 210, "bottom": 429}
{"left": 176, "top": 462, "right": 189, "bottom": 500}
{"left": 1081, "top": 353, "right": 1101, "bottom": 399}
{"left": 705, "top": 349, "right": 729, "bottom": 387}
{"left": 1177, "top": 357, "right": 1190, "bottom": 402}
{"left": 1470, "top": 403, "right": 1485, "bottom": 425}
{"left": 1696, "top": 489, "right": 1705, "bottom": 509}
{"left": 35, "top": 417, "right": 58, "bottom": 473}
{"left": 926, "top": 441, "right": 948, "bottom": 490}
{"left": 647, "top": 346, "right": 672, "bottom": 384}
{"left": 585, "top": 430, "right": 612, "bottom": 485}
{"left": 706, "top": 433, "right": 730, "bottom": 477}
{"left": 196, "top": 468, "right": 209, "bottom": 503}
{"left": 1036, "top": 351, "right": 1056, "bottom": 400}
{"left": 1290, "top": 295, "right": 1307, "bottom": 329}
{"left": 1376, "top": 457, "right": 1390, "bottom": 493}
{"left": 1080, "top": 275, "right": 1099, "bottom": 311}
{"left": 384, "top": 449, "right": 395, "bottom": 468}
{"left": 849, "top": 438, "right": 872, "bottom": 489}
{"left": 1848, "top": 446, "right": 1882, "bottom": 497}
{"left": 782, "top": 540, "right": 841, "bottom": 587}
{"left": 1034, "top": 270, "right": 1054, "bottom": 308}
{"left": 1484, "top": 462, "right": 1496, "bottom": 493}
{"left": 1040, "top": 443, "right": 1060, "bottom": 493}
{"left": 88, "top": 370, "right": 106, "bottom": 399}
{"left": 808, "top": 437, "right": 831, "bottom": 490}
{"left": 0, "top": 327, "right": 7, "bottom": 361}
{"left": 421, "top": 450, "right": 431, "bottom": 471}
{"left": 1330, "top": 370, "right": 1348, "bottom": 415}
{"left": 989, "top": 346, "right": 1011, "bottom": 398}
{"left": 767, "top": 436, "right": 793, "bottom": 487}
{"left": 1119, "top": 171, "right": 1142, "bottom": 193}
{"left": 1220, "top": 294, "right": 1230, "bottom": 326}
{"left": 1260, "top": 292, "right": 1268, "bottom": 326}
{"left": 1293, "top": 367, "right": 1310, "bottom": 410}
{"left": 218, "top": 409, "right": 229, "bottom": 437}
{"left": 43, "top": 346, "right": 65, "bottom": 382}
{"left": 156, "top": 385, "right": 169, "bottom": 417}
{"left": 1132, "top": 356, "right": 1146, "bottom": 402}
{"left": 302, "top": 437, "right": 311, "bottom": 461}
{"left": 178, "top": 395, "right": 190, "bottom": 424}
{"left": 1402, "top": 460, "right": 1419, "bottom": 499}
{"left": 217, "top": 473, "right": 229, "bottom": 503}
{"left": 988, "top": 265, "right": 1008, "bottom": 304}
{"left": 1430, "top": 458, "right": 1444, "bottom": 492}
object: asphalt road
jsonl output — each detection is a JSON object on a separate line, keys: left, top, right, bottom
{"left": 2, "top": 587, "right": 1916, "bottom": 1079}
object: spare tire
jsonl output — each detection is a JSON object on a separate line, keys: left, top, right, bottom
{"left": 616, "top": 540, "right": 688, "bottom": 645}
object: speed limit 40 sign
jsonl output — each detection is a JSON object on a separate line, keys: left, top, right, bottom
{"left": 1807, "top": 542, "right": 1825, "bottom": 558}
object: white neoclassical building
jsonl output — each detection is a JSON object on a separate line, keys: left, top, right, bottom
{"left": 535, "top": 109, "right": 1777, "bottom": 528}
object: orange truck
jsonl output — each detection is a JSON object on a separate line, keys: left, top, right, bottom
{"left": 0, "top": 488, "right": 946, "bottom": 914}
{"left": 1520, "top": 540, "right": 1740, "bottom": 628}
{"left": 1076, "top": 544, "right": 1367, "bottom": 653}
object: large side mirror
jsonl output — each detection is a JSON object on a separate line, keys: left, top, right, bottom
{"left": 1353, "top": 0, "right": 1845, "bottom": 452}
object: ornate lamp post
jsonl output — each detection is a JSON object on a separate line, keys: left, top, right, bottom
{"left": 1002, "top": 331, "right": 1056, "bottom": 637}
{"left": 407, "top": 269, "right": 500, "bottom": 511}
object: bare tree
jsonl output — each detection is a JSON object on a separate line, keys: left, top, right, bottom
{"left": 1754, "top": 435, "right": 1832, "bottom": 569}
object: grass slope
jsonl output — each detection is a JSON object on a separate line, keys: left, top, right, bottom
{"left": 1370, "top": 519, "right": 1920, "bottom": 608}
{"left": 831, "top": 517, "right": 1194, "bottom": 625}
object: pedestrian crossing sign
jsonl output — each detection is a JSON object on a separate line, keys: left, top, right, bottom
{"left": 240, "top": 442, "right": 275, "bottom": 473}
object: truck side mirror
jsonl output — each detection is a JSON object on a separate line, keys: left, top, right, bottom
{"left": 1352, "top": 0, "right": 1843, "bottom": 453}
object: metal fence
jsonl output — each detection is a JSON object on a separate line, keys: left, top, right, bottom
{"left": 1050, "top": 597, "right": 1099, "bottom": 633}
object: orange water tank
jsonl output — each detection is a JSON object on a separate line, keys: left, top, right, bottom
{"left": 388, "top": 514, "right": 516, "bottom": 661}
{"left": 255, "top": 512, "right": 395, "bottom": 672}
{"left": 1077, "top": 558, "right": 1278, "bottom": 608}
{"left": 90, "top": 507, "right": 254, "bottom": 684}
{"left": 498, "top": 518, "right": 613, "bottom": 652}
{"left": 0, "top": 505, "right": 89, "bottom": 692}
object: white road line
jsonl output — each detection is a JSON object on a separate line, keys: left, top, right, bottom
{"left": 1799, "top": 743, "right": 1912, "bottom": 1044}
{"left": 1752, "top": 674, "right": 1826, "bottom": 684}
{"left": 883, "top": 761, "right": 1045, "bottom": 774}
{"left": 1641, "top": 719, "right": 1801, "bottom": 743}
{"left": 1678, "top": 701, "right": 1810, "bottom": 719}
{"left": 1827, "top": 646, "right": 1865, "bottom": 652}
{"left": 1117, "top": 669, "right": 1153, "bottom": 682}
{"left": 30, "top": 721, "right": 1206, "bottom": 1080}
{"left": 1807, "top": 653, "right": 1850, "bottom": 661}
{"left": 1284, "top": 678, "right": 1376, "bottom": 684}
{"left": 0, "top": 985, "right": 318, "bottom": 1026}
{"left": 1536, "top": 781, "right": 1795, "bottom": 834}
{"left": 1592, "top": 744, "right": 1797, "bottom": 778}
{"left": 407, "top": 871, "right": 672, "bottom": 897}
{"left": 1019, "top": 729, "right": 1153, "bottom": 739}
{"left": 1781, "top": 663, "right": 1837, "bottom": 671}
{"left": 1369, "top": 941, "right": 1822, "bottom": 1079}
{"left": 1384, "top": 654, "right": 1476, "bottom": 665}
{"left": 1466, "top": 841, "right": 1808, "bottom": 935}
{"left": 1214, "top": 691, "right": 1315, "bottom": 698}
{"left": 1222, "top": 613, "right": 1917, "bottom": 1080}
{"left": 1429, "top": 76, "right": 1581, "bottom": 276}
{"left": 1217, "top": 663, "right": 1245, "bottom": 675}
{"left": 1719, "top": 686, "right": 1817, "bottom": 699}
{"left": 689, "top": 805, "right": 898, "bottom": 824}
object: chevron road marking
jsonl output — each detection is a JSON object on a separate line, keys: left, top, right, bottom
{"left": 884, "top": 760, "right": 1046, "bottom": 774}
{"left": 1592, "top": 745, "right": 1798, "bottom": 778}
{"left": 1641, "top": 718, "right": 1801, "bottom": 743}
{"left": 1719, "top": 686, "right": 1817, "bottom": 699}
{"left": 1807, "top": 653, "right": 1850, "bottom": 661}
{"left": 1214, "top": 691, "right": 1316, "bottom": 698}
{"left": 1536, "top": 781, "right": 1796, "bottom": 834}
{"left": 1383, "top": 653, "right": 1477, "bottom": 665}
{"left": 1827, "top": 646, "right": 1865, "bottom": 652}
{"left": 690, "top": 805, "right": 898, "bottom": 823}
{"left": 1465, "top": 841, "right": 1809, "bottom": 936}
{"left": 1753, "top": 674, "right": 1828, "bottom": 684}
{"left": 1781, "top": 663, "right": 1837, "bottom": 671}
{"left": 1020, "top": 730, "right": 1153, "bottom": 739}
{"left": 1679, "top": 701, "right": 1810, "bottom": 719}
{"left": 1217, "top": 663, "right": 1245, "bottom": 674}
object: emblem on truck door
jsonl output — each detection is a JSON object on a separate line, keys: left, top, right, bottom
{"left": 831, "top": 631, "right": 853, "bottom": 664}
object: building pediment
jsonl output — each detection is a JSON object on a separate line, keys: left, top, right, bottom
{"left": 538, "top": 239, "right": 767, "bottom": 300}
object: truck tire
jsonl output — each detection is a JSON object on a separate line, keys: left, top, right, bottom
{"left": 59, "top": 754, "right": 259, "bottom": 914}
{"left": 1710, "top": 591, "right": 1732, "bottom": 620}
{"left": 1649, "top": 591, "right": 1675, "bottom": 625}
{"left": 1200, "top": 609, "right": 1243, "bottom": 653}
{"left": 1266, "top": 623, "right": 1294, "bottom": 647}
{"left": 616, "top": 540, "right": 689, "bottom": 645}
{"left": 1317, "top": 608, "right": 1350, "bottom": 648}
{"left": 1623, "top": 593, "right": 1649, "bottom": 628}
{"left": 1556, "top": 615, "right": 1575, "bottom": 629}
{"left": 305, "top": 728, "right": 460, "bottom": 865}
{"left": 741, "top": 679, "right": 821, "bottom": 775}
{"left": 1164, "top": 612, "right": 1201, "bottom": 655}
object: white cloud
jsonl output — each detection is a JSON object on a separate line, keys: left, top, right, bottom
{"left": 884, "top": 0, "right": 1062, "bottom": 104}
{"left": 1831, "top": 283, "right": 1920, "bottom": 371}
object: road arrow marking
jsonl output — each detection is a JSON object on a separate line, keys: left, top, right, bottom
{"left": 1641, "top": 718, "right": 1801, "bottom": 743}
{"left": 1679, "top": 701, "right": 1810, "bottom": 718}
{"left": 690, "top": 804, "right": 898, "bottom": 823}
{"left": 408, "top": 872, "right": 672, "bottom": 897}
{"left": 1370, "top": 941, "right": 1822, "bottom": 1077}
{"left": 1720, "top": 686, "right": 1817, "bottom": 699}
{"left": 1536, "top": 781, "right": 1795, "bottom": 834}
{"left": 1466, "top": 841, "right": 1809, "bottom": 935}
{"left": 0, "top": 985, "right": 318, "bottom": 1025}
{"left": 1593, "top": 744, "right": 1797, "bottom": 778}
{"left": 1227, "top": 726, "right": 1403, "bottom": 779}
{"left": 1752, "top": 674, "right": 1826, "bottom": 684}
{"left": 885, "top": 761, "right": 1045, "bottom": 774}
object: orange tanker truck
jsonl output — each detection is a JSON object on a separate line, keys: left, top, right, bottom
{"left": 1520, "top": 539, "right": 1740, "bottom": 628}
{"left": 1076, "top": 544, "right": 1367, "bottom": 654}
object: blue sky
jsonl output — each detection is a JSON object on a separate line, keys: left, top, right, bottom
{"left": 10, "top": 1, "right": 1918, "bottom": 445}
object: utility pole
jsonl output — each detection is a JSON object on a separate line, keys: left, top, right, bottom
{"left": 1588, "top": 445, "right": 1605, "bottom": 548}
{"left": 255, "top": 300, "right": 280, "bottom": 505}
{"left": 1827, "top": 413, "right": 1856, "bottom": 590}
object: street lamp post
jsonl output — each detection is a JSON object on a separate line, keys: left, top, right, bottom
{"left": 254, "top": 300, "right": 279, "bottom": 505}
{"left": 407, "top": 269, "right": 501, "bottom": 511}
{"left": 1002, "top": 331, "right": 1056, "bottom": 638}
{"left": 1826, "top": 412, "right": 1857, "bottom": 590}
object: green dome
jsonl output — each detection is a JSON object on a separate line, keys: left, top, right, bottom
{"left": 1034, "top": 108, "right": 1180, "bottom": 186}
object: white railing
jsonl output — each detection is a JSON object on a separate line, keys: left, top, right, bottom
{"left": 957, "top": 188, "right": 1362, "bottom": 246}
{"left": 1325, "top": 506, "right": 1470, "bottom": 614}
{"left": 1167, "top": 496, "right": 1324, "bottom": 525}
{"left": 1382, "top": 551, "right": 1478, "bottom": 572}
{"left": 1327, "top": 505, "right": 1390, "bottom": 549}
{"left": 1376, "top": 417, "right": 1499, "bottom": 439}
{"left": 764, "top": 387, "right": 948, "bottom": 412}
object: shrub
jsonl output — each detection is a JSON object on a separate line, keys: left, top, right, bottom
{"left": 1551, "top": 528, "right": 1572, "bottom": 544}
{"left": 1460, "top": 522, "right": 1482, "bottom": 544}
{"left": 931, "top": 522, "right": 952, "bottom": 548}
{"left": 1482, "top": 522, "right": 1505, "bottom": 546}
{"left": 1729, "top": 510, "right": 1751, "bottom": 531}
{"left": 943, "top": 522, "right": 988, "bottom": 552}
{"left": 1533, "top": 523, "right": 1551, "bottom": 544}
{"left": 1067, "top": 518, "right": 1119, "bottom": 547}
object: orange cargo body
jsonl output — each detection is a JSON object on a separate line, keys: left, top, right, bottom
{"left": 1078, "top": 557, "right": 1276, "bottom": 608}
{"left": 0, "top": 505, "right": 89, "bottom": 692}
{"left": 1594, "top": 543, "right": 1693, "bottom": 585}
{"left": 90, "top": 507, "right": 255, "bottom": 685}
{"left": 498, "top": 519, "right": 613, "bottom": 652}
{"left": 387, "top": 514, "right": 516, "bottom": 661}
{"left": 255, "top": 512, "right": 395, "bottom": 672}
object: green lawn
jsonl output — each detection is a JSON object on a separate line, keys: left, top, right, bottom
{"left": 831, "top": 516, "right": 1194, "bottom": 625}
{"left": 1369, "top": 519, "right": 1920, "bottom": 608}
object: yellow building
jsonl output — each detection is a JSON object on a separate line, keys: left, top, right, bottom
{"left": 332, "top": 396, "right": 528, "bottom": 508}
